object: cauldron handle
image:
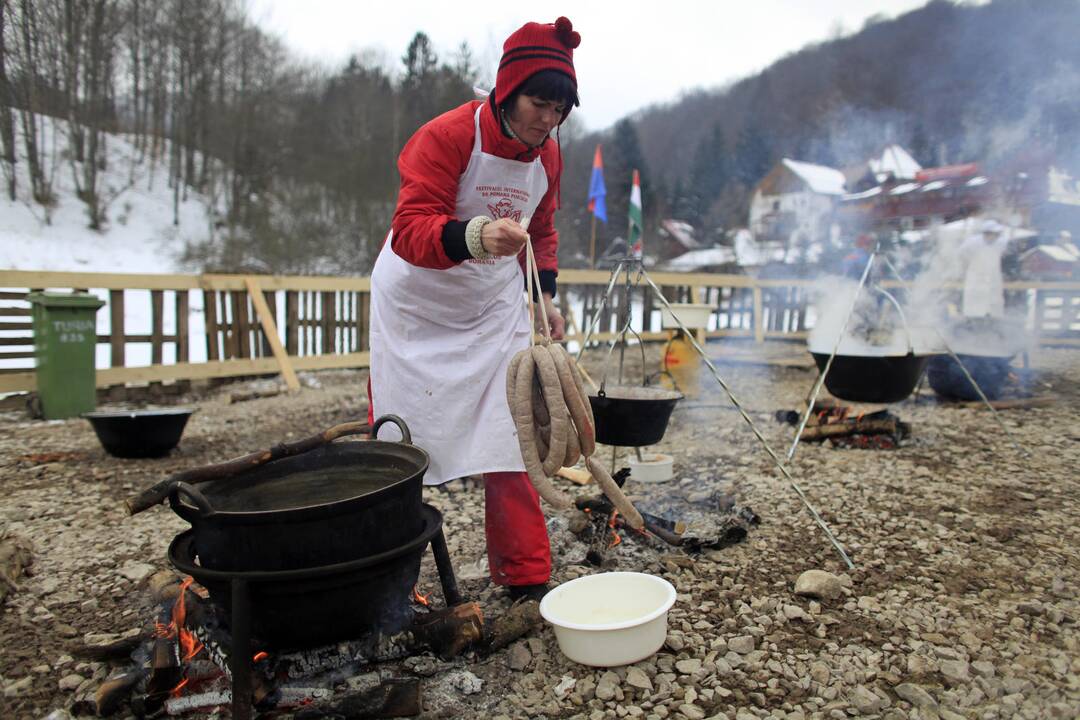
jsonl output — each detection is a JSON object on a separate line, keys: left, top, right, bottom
{"left": 170, "top": 481, "right": 215, "bottom": 520}
{"left": 371, "top": 414, "right": 412, "bottom": 444}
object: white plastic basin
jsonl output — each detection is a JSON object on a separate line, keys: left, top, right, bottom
{"left": 628, "top": 452, "right": 674, "bottom": 483}
{"left": 539, "top": 572, "right": 677, "bottom": 667}
{"left": 661, "top": 303, "right": 713, "bottom": 330}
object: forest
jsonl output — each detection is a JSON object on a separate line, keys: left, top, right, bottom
{"left": 1, "top": 0, "right": 1078, "bottom": 273}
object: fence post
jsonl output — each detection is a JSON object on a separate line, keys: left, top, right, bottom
{"left": 753, "top": 285, "right": 765, "bottom": 344}
{"left": 109, "top": 290, "right": 125, "bottom": 367}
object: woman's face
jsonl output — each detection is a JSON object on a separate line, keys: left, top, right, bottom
{"left": 505, "top": 94, "right": 566, "bottom": 146}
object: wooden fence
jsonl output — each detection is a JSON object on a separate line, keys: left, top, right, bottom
{"left": 1, "top": 268, "right": 1078, "bottom": 394}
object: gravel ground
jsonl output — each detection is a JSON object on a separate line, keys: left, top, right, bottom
{"left": 1, "top": 346, "right": 1078, "bottom": 720}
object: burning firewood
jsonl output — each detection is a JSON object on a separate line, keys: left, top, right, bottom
{"left": 799, "top": 417, "right": 908, "bottom": 441}
{"left": 94, "top": 670, "right": 147, "bottom": 716}
{"left": 292, "top": 678, "right": 421, "bottom": 719}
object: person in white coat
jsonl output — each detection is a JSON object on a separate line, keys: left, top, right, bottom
{"left": 960, "top": 219, "right": 1010, "bottom": 319}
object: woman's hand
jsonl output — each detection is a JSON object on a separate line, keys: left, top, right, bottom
{"left": 541, "top": 293, "right": 565, "bottom": 341}
{"left": 480, "top": 218, "right": 529, "bottom": 257}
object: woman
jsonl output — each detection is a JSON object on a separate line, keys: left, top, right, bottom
{"left": 368, "top": 17, "right": 582, "bottom": 600}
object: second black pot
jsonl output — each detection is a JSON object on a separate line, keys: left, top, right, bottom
{"left": 589, "top": 385, "right": 682, "bottom": 447}
{"left": 811, "top": 352, "right": 930, "bottom": 404}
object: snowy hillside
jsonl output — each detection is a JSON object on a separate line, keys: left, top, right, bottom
{"left": 1, "top": 115, "right": 217, "bottom": 371}
{"left": 0, "top": 114, "right": 214, "bottom": 274}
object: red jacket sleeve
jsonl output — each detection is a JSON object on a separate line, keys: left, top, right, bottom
{"left": 389, "top": 114, "right": 472, "bottom": 269}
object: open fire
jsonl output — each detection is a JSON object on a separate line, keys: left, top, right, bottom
{"left": 778, "top": 400, "right": 911, "bottom": 449}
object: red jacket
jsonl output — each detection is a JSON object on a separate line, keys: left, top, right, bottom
{"left": 389, "top": 99, "right": 561, "bottom": 291}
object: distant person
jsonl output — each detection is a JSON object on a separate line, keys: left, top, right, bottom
{"left": 367, "top": 17, "right": 581, "bottom": 602}
{"left": 840, "top": 233, "right": 874, "bottom": 280}
{"left": 960, "top": 219, "right": 1010, "bottom": 319}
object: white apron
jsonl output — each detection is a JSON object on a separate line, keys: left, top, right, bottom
{"left": 369, "top": 106, "right": 549, "bottom": 485}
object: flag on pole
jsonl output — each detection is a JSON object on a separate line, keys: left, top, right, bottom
{"left": 628, "top": 169, "right": 643, "bottom": 256}
{"left": 587, "top": 145, "right": 607, "bottom": 223}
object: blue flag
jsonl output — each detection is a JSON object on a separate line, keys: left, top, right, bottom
{"left": 587, "top": 145, "right": 607, "bottom": 223}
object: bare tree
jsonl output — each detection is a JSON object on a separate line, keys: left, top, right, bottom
{"left": 0, "top": 0, "right": 17, "bottom": 199}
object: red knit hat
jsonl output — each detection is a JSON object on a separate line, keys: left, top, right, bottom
{"left": 495, "top": 17, "right": 580, "bottom": 109}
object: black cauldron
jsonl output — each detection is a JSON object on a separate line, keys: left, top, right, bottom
{"left": 589, "top": 385, "right": 682, "bottom": 447}
{"left": 927, "top": 354, "right": 1012, "bottom": 401}
{"left": 811, "top": 352, "right": 930, "bottom": 404}
{"left": 169, "top": 504, "right": 443, "bottom": 648}
{"left": 83, "top": 408, "right": 194, "bottom": 458}
{"left": 169, "top": 415, "right": 427, "bottom": 572}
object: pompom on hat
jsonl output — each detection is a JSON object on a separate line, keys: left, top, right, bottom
{"left": 494, "top": 16, "right": 580, "bottom": 110}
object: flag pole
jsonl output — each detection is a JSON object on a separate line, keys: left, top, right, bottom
{"left": 589, "top": 213, "right": 597, "bottom": 269}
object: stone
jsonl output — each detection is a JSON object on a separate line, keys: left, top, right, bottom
{"left": 553, "top": 675, "right": 577, "bottom": 700}
{"left": 596, "top": 671, "right": 620, "bottom": 701}
{"left": 810, "top": 661, "right": 830, "bottom": 685}
{"left": 117, "top": 561, "right": 156, "bottom": 583}
{"left": 972, "top": 661, "right": 996, "bottom": 678}
{"left": 627, "top": 667, "right": 654, "bottom": 691}
{"left": 850, "top": 684, "right": 883, "bottom": 714}
{"left": 940, "top": 660, "right": 971, "bottom": 686}
{"left": 728, "top": 635, "right": 755, "bottom": 654}
{"left": 676, "top": 658, "right": 702, "bottom": 674}
{"left": 895, "top": 683, "right": 938, "bottom": 710}
{"left": 507, "top": 641, "right": 532, "bottom": 671}
{"left": 58, "top": 674, "right": 85, "bottom": 691}
{"left": 446, "top": 670, "right": 483, "bottom": 695}
{"left": 794, "top": 570, "right": 842, "bottom": 600}
{"left": 679, "top": 704, "right": 706, "bottom": 720}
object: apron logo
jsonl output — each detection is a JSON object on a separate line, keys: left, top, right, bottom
{"left": 487, "top": 198, "right": 522, "bottom": 223}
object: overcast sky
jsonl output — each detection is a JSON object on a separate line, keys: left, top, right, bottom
{"left": 250, "top": 0, "right": 935, "bottom": 131}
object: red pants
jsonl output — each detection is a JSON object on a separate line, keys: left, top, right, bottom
{"left": 367, "top": 381, "right": 551, "bottom": 586}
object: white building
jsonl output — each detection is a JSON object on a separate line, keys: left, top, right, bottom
{"left": 748, "top": 158, "right": 846, "bottom": 259}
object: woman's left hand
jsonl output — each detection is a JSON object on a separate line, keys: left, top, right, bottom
{"left": 541, "top": 293, "right": 565, "bottom": 341}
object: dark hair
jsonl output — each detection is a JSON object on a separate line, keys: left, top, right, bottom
{"left": 502, "top": 69, "right": 579, "bottom": 117}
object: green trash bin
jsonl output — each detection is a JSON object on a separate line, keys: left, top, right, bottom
{"left": 28, "top": 292, "right": 105, "bottom": 420}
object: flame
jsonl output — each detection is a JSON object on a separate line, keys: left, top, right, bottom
{"left": 856, "top": 412, "right": 865, "bottom": 422}
{"left": 154, "top": 577, "right": 206, "bottom": 697}
{"left": 253, "top": 651, "right": 269, "bottom": 663}
{"left": 412, "top": 585, "right": 432, "bottom": 607}
{"left": 608, "top": 510, "right": 621, "bottom": 547}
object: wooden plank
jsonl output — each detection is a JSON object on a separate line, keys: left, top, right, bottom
{"left": 228, "top": 291, "right": 244, "bottom": 359}
{"left": 0, "top": 322, "right": 31, "bottom": 331}
{"left": 203, "top": 290, "right": 219, "bottom": 361}
{"left": 322, "top": 291, "right": 336, "bottom": 354}
{"left": 0, "top": 308, "right": 30, "bottom": 316}
{"left": 176, "top": 291, "right": 189, "bottom": 363}
{"left": 261, "top": 290, "right": 276, "bottom": 356}
{"left": 0, "top": 351, "right": 34, "bottom": 360}
{"left": 0, "top": 337, "right": 33, "bottom": 347}
{"left": 150, "top": 290, "right": 164, "bottom": 365}
{"left": 0, "top": 372, "right": 36, "bottom": 392}
{"left": 357, "top": 291, "right": 369, "bottom": 351}
{"left": 245, "top": 277, "right": 300, "bottom": 391}
{"left": 110, "top": 290, "right": 125, "bottom": 367}
{"left": 285, "top": 290, "right": 299, "bottom": 356}
{"left": 0, "top": 291, "right": 29, "bottom": 300}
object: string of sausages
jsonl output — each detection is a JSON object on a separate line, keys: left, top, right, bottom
{"left": 505, "top": 223, "right": 643, "bottom": 529}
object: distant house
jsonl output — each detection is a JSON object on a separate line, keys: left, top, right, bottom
{"left": 839, "top": 162, "right": 992, "bottom": 232}
{"left": 748, "top": 158, "right": 846, "bottom": 261}
{"left": 660, "top": 246, "right": 739, "bottom": 273}
{"left": 845, "top": 145, "right": 922, "bottom": 192}
{"left": 656, "top": 219, "right": 703, "bottom": 260}
{"left": 1020, "top": 238, "right": 1079, "bottom": 279}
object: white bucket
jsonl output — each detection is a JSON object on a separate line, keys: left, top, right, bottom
{"left": 661, "top": 303, "right": 713, "bottom": 330}
{"left": 540, "top": 572, "right": 677, "bottom": 667}
{"left": 628, "top": 452, "right": 674, "bottom": 483}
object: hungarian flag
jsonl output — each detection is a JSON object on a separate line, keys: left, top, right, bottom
{"left": 629, "top": 169, "right": 643, "bottom": 256}
{"left": 587, "top": 145, "right": 607, "bottom": 223}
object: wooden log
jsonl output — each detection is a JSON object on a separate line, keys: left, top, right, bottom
{"left": 800, "top": 418, "right": 900, "bottom": 441}
{"left": 95, "top": 670, "right": 147, "bottom": 716}
{"left": 409, "top": 601, "right": 485, "bottom": 659}
{"left": 125, "top": 421, "right": 371, "bottom": 515}
{"left": 228, "top": 387, "right": 282, "bottom": 404}
{"left": 557, "top": 466, "right": 592, "bottom": 485}
{"left": 245, "top": 277, "right": 300, "bottom": 392}
{"left": 293, "top": 678, "right": 421, "bottom": 719}
{"left": 481, "top": 599, "right": 542, "bottom": 653}
{"left": 955, "top": 395, "right": 1055, "bottom": 410}
{"left": 75, "top": 628, "right": 145, "bottom": 660}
